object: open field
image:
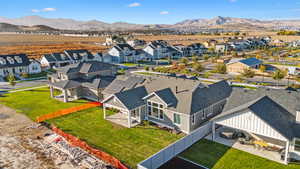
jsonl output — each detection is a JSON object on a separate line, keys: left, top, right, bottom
{"left": 0, "top": 43, "right": 109, "bottom": 59}
{"left": 180, "top": 139, "right": 299, "bottom": 169}
{"left": 0, "top": 34, "right": 105, "bottom": 45}
{"left": 1, "top": 32, "right": 300, "bottom": 59}
{"left": 0, "top": 87, "right": 183, "bottom": 168}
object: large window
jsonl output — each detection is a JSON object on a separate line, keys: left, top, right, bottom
{"left": 174, "top": 113, "right": 181, "bottom": 125}
{"left": 295, "top": 139, "right": 300, "bottom": 152}
{"left": 147, "top": 101, "right": 164, "bottom": 120}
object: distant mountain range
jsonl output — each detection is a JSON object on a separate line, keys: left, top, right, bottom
{"left": 1, "top": 15, "right": 300, "bottom": 32}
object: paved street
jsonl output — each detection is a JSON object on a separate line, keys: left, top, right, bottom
{"left": 0, "top": 79, "right": 48, "bottom": 91}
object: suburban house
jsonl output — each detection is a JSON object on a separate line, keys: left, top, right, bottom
{"left": 0, "top": 54, "right": 41, "bottom": 79}
{"left": 187, "top": 43, "right": 207, "bottom": 56}
{"left": 203, "top": 39, "right": 217, "bottom": 48}
{"left": 107, "top": 43, "right": 146, "bottom": 63}
{"left": 48, "top": 61, "right": 117, "bottom": 102}
{"left": 212, "top": 87, "right": 300, "bottom": 164}
{"left": 143, "top": 40, "right": 180, "bottom": 60}
{"left": 41, "top": 49, "right": 101, "bottom": 68}
{"left": 174, "top": 43, "right": 207, "bottom": 58}
{"left": 102, "top": 75, "right": 232, "bottom": 134}
{"left": 226, "top": 57, "right": 263, "bottom": 74}
{"left": 127, "top": 39, "right": 146, "bottom": 47}
{"left": 215, "top": 43, "right": 230, "bottom": 53}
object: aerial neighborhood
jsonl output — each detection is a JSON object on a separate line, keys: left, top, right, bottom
{"left": 1, "top": 1, "right": 300, "bottom": 169}
{"left": 1, "top": 32, "right": 300, "bottom": 169}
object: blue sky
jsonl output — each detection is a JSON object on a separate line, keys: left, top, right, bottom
{"left": 1, "top": 0, "right": 300, "bottom": 24}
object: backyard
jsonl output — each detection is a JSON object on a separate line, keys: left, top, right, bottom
{"left": 180, "top": 139, "right": 300, "bottom": 169}
{"left": 0, "top": 87, "right": 183, "bottom": 168}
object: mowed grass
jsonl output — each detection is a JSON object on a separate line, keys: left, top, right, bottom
{"left": 0, "top": 87, "right": 183, "bottom": 168}
{"left": 181, "top": 139, "right": 300, "bottom": 169}
{"left": 48, "top": 108, "right": 183, "bottom": 168}
{"left": 0, "top": 87, "right": 87, "bottom": 120}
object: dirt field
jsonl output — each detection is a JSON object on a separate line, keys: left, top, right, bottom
{"left": 0, "top": 32, "right": 300, "bottom": 59}
{"left": 0, "top": 104, "right": 84, "bottom": 169}
{"left": 0, "top": 43, "right": 109, "bottom": 59}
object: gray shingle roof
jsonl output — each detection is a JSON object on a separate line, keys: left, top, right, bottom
{"left": 57, "top": 61, "right": 116, "bottom": 74}
{"left": 115, "top": 86, "right": 148, "bottom": 110}
{"left": 0, "top": 54, "right": 31, "bottom": 68}
{"left": 50, "top": 80, "right": 81, "bottom": 89}
{"left": 64, "top": 49, "right": 94, "bottom": 60}
{"left": 213, "top": 87, "right": 300, "bottom": 140}
{"left": 104, "top": 75, "right": 231, "bottom": 115}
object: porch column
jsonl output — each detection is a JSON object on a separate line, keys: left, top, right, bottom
{"left": 212, "top": 122, "right": 216, "bottom": 141}
{"left": 128, "top": 110, "right": 132, "bottom": 128}
{"left": 50, "top": 86, "right": 54, "bottom": 98}
{"left": 284, "top": 141, "right": 290, "bottom": 164}
{"left": 139, "top": 107, "right": 142, "bottom": 123}
{"left": 103, "top": 105, "right": 106, "bottom": 119}
{"left": 63, "top": 89, "right": 68, "bottom": 103}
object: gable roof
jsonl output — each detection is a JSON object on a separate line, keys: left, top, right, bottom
{"left": 0, "top": 54, "right": 31, "bottom": 68}
{"left": 114, "top": 86, "right": 148, "bottom": 110}
{"left": 57, "top": 61, "right": 116, "bottom": 75}
{"left": 113, "top": 43, "right": 135, "bottom": 52}
{"left": 64, "top": 49, "right": 94, "bottom": 60}
{"left": 104, "top": 75, "right": 232, "bottom": 115}
{"left": 228, "top": 57, "right": 262, "bottom": 66}
{"left": 214, "top": 96, "right": 297, "bottom": 140}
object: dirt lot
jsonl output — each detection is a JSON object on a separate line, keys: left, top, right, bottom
{"left": 0, "top": 104, "right": 83, "bottom": 169}
{"left": 1, "top": 32, "right": 300, "bottom": 59}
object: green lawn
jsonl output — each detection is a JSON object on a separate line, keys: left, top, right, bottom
{"left": 181, "top": 139, "right": 300, "bottom": 169}
{"left": 122, "top": 63, "right": 138, "bottom": 67}
{"left": 0, "top": 87, "right": 87, "bottom": 120}
{"left": 0, "top": 87, "right": 183, "bottom": 168}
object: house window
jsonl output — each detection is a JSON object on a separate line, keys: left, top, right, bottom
{"left": 295, "top": 139, "right": 300, "bottom": 152}
{"left": 174, "top": 113, "right": 181, "bottom": 125}
{"left": 192, "top": 114, "right": 195, "bottom": 125}
{"left": 147, "top": 101, "right": 164, "bottom": 120}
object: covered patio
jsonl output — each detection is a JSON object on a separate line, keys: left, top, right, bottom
{"left": 49, "top": 80, "right": 81, "bottom": 102}
{"left": 103, "top": 104, "right": 145, "bottom": 128}
{"left": 207, "top": 126, "right": 285, "bottom": 164}
{"left": 211, "top": 111, "right": 292, "bottom": 165}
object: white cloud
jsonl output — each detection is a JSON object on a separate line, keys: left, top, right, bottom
{"left": 229, "top": 0, "right": 237, "bottom": 2}
{"left": 160, "top": 11, "right": 169, "bottom": 15}
{"left": 128, "top": 2, "right": 141, "bottom": 7}
{"left": 31, "top": 9, "right": 40, "bottom": 13}
{"left": 42, "top": 8, "right": 56, "bottom": 12}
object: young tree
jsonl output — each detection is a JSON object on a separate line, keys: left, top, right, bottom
{"left": 203, "top": 54, "right": 210, "bottom": 61}
{"left": 21, "top": 72, "right": 29, "bottom": 79}
{"left": 192, "top": 55, "right": 198, "bottom": 63}
{"left": 259, "top": 65, "right": 267, "bottom": 82}
{"left": 7, "top": 74, "right": 16, "bottom": 86}
{"left": 215, "top": 63, "right": 227, "bottom": 74}
{"left": 180, "top": 57, "right": 189, "bottom": 65}
{"left": 144, "top": 66, "right": 150, "bottom": 71}
{"left": 272, "top": 69, "right": 286, "bottom": 86}
{"left": 193, "top": 62, "right": 204, "bottom": 72}
{"left": 242, "top": 68, "right": 255, "bottom": 78}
